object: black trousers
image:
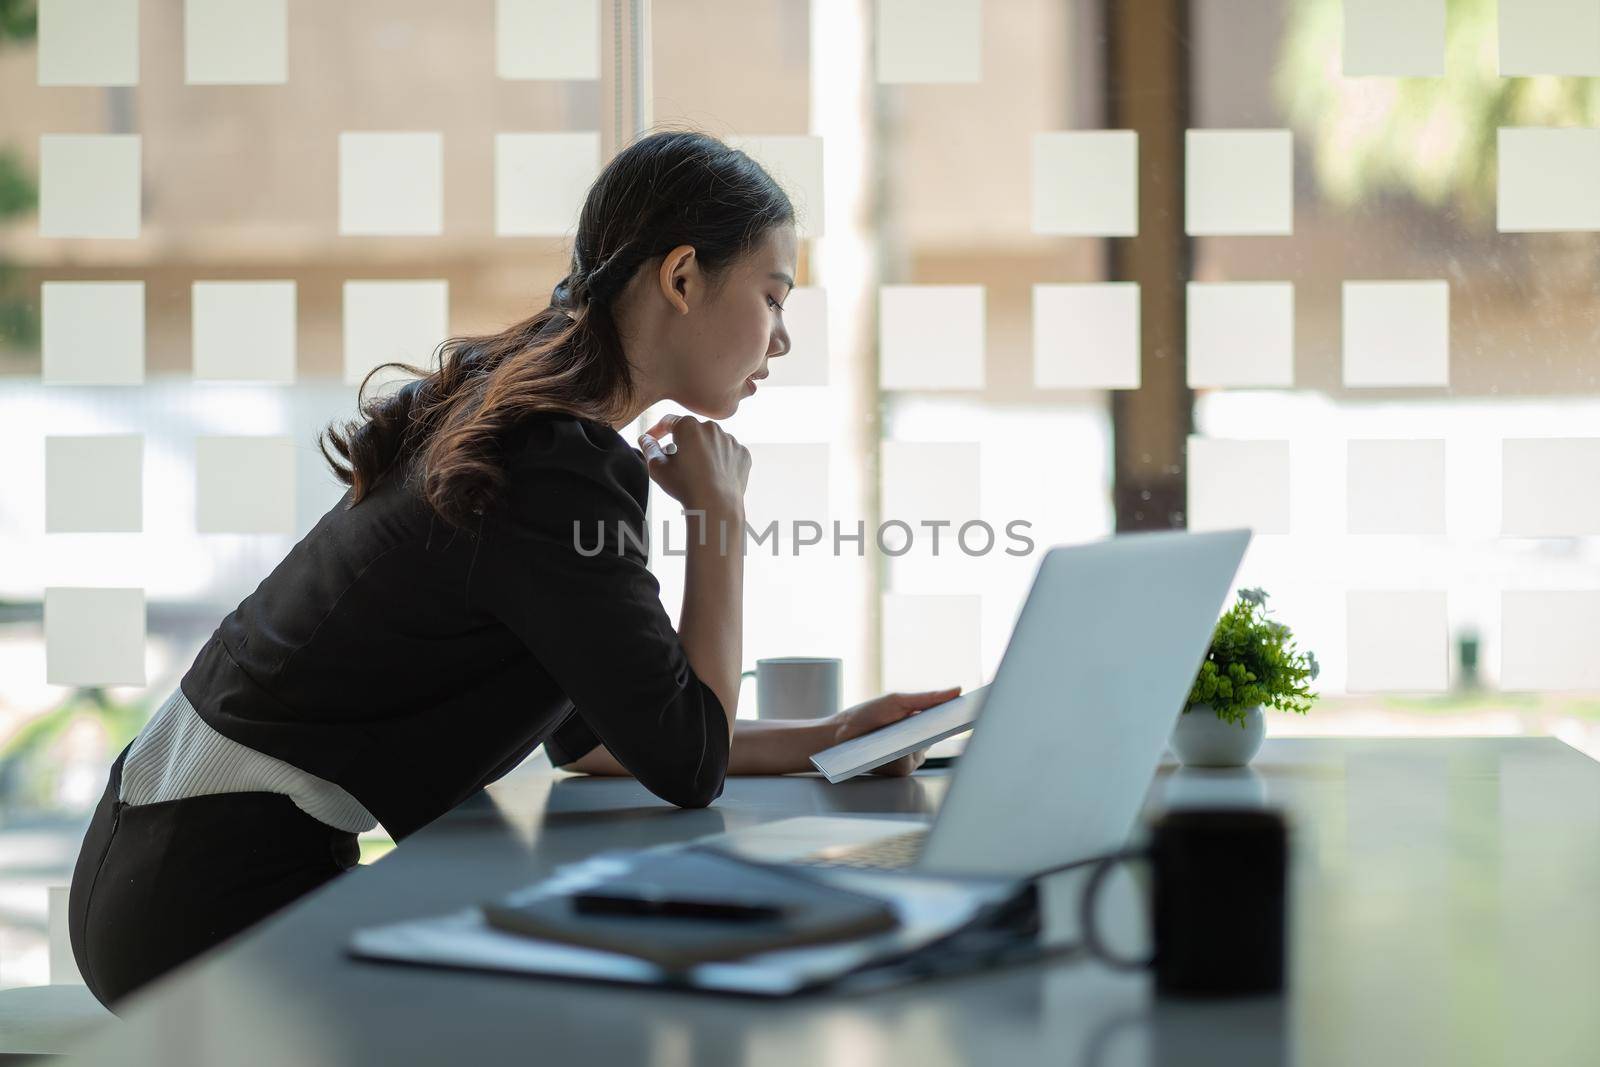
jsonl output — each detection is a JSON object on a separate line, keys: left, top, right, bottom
{"left": 68, "top": 743, "right": 361, "bottom": 1012}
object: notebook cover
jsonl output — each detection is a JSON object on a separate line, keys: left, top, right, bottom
{"left": 809, "top": 684, "right": 988, "bottom": 783}
{"left": 480, "top": 848, "right": 899, "bottom": 971}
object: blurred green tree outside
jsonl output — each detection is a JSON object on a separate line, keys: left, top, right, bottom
{"left": 0, "top": 0, "right": 39, "bottom": 353}
{"left": 1277, "top": 0, "right": 1600, "bottom": 228}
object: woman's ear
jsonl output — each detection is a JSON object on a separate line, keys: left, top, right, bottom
{"left": 658, "top": 245, "right": 698, "bottom": 315}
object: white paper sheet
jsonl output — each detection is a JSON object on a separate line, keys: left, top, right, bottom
{"left": 1345, "top": 590, "right": 1448, "bottom": 692}
{"left": 1187, "top": 282, "right": 1294, "bottom": 388}
{"left": 42, "top": 281, "right": 144, "bottom": 384}
{"left": 186, "top": 0, "right": 287, "bottom": 84}
{"left": 37, "top": 0, "right": 138, "bottom": 86}
{"left": 1501, "top": 437, "right": 1600, "bottom": 536}
{"left": 45, "top": 435, "right": 143, "bottom": 533}
{"left": 880, "top": 285, "right": 986, "bottom": 390}
{"left": 1343, "top": 0, "right": 1445, "bottom": 76}
{"left": 45, "top": 587, "right": 145, "bottom": 686}
{"left": 1185, "top": 130, "right": 1294, "bottom": 236}
{"left": 495, "top": 131, "right": 602, "bottom": 236}
{"left": 880, "top": 441, "right": 982, "bottom": 529}
{"left": 1500, "top": 590, "right": 1600, "bottom": 690}
{"left": 496, "top": 0, "right": 600, "bottom": 80}
{"left": 1186, "top": 438, "right": 1291, "bottom": 534}
{"left": 39, "top": 135, "right": 141, "bottom": 238}
{"left": 765, "top": 287, "right": 828, "bottom": 387}
{"left": 342, "top": 280, "right": 449, "bottom": 388}
{"left": 348, "top": 849, "right": 1011, "bottom": 996}
{"left": 1497, "top": 127, "right": 1600, "bottom": 233}
{"left": 876, "top": 0, "right": 982, "bottom": 84}
{"left": 726, "top": 135, "right": 826, "bottom": 238}
{"left": 193, "top": 281, "right": 296, "bottom": 382}
{"left": 1499, "top": 0, "right": 1600, "bottom": 76}
{"left": 196, "top": 436, "right": 296, "bottom": 534}
{"left": 1347, "top": 439, "right": 1446, "bottom": 535}
{"left": 743, "top": 443, "right": 829, "bottom": 548}
{"left": 1341, "top": 280, "right": 1450, "bottom": 387}
{"left": 1032, "top": 283, "right": 1141, "bottom": 389}
{"left": 339, "top": 132, "right": 443, "bottom": 236}
{"left": 881, "top": 593, "right": 983, "bottom": 693}
{"left": 1032, "top": 131, "right": 1138, "bottom": 237}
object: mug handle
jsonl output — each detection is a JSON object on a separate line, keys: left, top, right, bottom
{"left": 739, "top": 669, "right": 757, "bottom": 716}
{"left": 1078, "top": 848, "right": 1156, "bottom": 972}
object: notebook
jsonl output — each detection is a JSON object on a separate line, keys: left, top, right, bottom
{"left": 480, "top": 847, "right": 899, "bottom": 971}
{"left": 809, "top": 685, "right": 989, "bottom": 783}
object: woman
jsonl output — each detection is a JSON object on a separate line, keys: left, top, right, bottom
{"left": 67, "top": 129, "right": 960, "bottom": 1012}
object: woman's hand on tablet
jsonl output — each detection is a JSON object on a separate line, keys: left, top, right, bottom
{"left": 826, "top": 686, "right": 963, "bottom": 777}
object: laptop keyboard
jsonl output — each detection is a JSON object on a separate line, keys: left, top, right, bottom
{"left": 796, "top": 828, "right": 929, "bottom": 870}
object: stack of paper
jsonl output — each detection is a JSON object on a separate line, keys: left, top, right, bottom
{"left": 347, "top": 847, "right": 1025, "bottom": 997}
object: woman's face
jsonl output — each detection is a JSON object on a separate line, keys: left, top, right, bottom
{"left": 644, "top": 225, "right": 797, "bottom": 420}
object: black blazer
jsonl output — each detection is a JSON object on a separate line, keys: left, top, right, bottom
{"left": 180, "top": 410, "right": 729, "bottom": 839}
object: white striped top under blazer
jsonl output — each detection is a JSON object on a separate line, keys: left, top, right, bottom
{"left": 119, "top": 686, "right": 379, "bottom": 834}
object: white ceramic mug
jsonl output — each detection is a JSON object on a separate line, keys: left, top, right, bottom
{"left": 739, "top": 657, "right": 842, "bottom": 721}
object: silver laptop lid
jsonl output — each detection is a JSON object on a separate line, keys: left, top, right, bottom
{"left": 916, "top": 528, "right": 1251, "bottom": 877}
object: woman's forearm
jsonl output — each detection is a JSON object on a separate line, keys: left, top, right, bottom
{"left": 561, "top": 717, "right": 832, "bottom": 777}
{"left": 722, "top": 717, "right": 835, "bottom": 774}
{"left": 676, "top": 499, "right": 744, "bottom": 735}
{"left": 563, "top": 501, "right": 745, "bottom": 779}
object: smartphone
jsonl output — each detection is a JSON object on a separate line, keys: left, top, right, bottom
{"left": 570, "top": 889, "right": 786, "bottom": 922}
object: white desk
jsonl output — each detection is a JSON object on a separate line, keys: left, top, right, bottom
{"left": 63, "top": 738, "right": 1600, "bottom": 1066}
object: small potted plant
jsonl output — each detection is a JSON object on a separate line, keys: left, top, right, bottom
{"left": 1171, "top": 588, "right": 1319, "bottom": 768}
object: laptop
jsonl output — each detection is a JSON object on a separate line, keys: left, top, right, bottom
{"left": 702, "top": 528, "right": 1251, "bottom": 877}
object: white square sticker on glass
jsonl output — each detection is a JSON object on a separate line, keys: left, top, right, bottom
{"left": 1185, "top": 130, "right": 1294, "bottom": 236}
{"left": 765, "top": 287, "right": 827, "bottom": 387}
{"left": 38, "top": 0, "right": 138, "bottom": 85}
{"left": 880, "top": 441, "right": 981, "bottom": 529}
{"left": 1342, "top": 0, "right": 1445, "bottom": 76}
{"left": 42, "top": 281, "right": 144, "bottom": 384}
{"left": 193, "top": 281, "right": 296, "bottom": 382}
{"left": 1032, "top": 131, "right": 1138, "bottom": 237}
{"left": 1186, "top": 438, "right": 1291, "bottom": 534}
{"left": 343, "top": 280, "right": 449, "bottom": 388}
{"left": 1032, "top": 283, "right": 1140, "bottom": 389}
{"left": 1346, "top": 590, "right": 1448, "bottom": 692}
{"left": 46, "top": 435, "right": 143, "bottom": 533}
{"left": 339, "top": 132, "right": 443, "bottom": 236}
{"left": 1341, "top": 280, "right": 1449, "bottom": 387}
{"left": 185, "top": 0, "right": 288, "bottom": 84}
{"left": 1499, "top": 0, "right": 1600, "bottom": 76}
{"left": 725, "top": 135, "right": 824, "bottom": 238}
{"left": 876, "top": 0, "right": 981, "bottom": 84}
{"left": 495, "top": 131, "right": 601, "bottom": 237}
{"left": 1346, "top": 439, "right": 1445, "bottom": 535}
{"left": 1501, "top": 590, "right": 1600, "bottom": 690}
{"left": 881, "top": 285, "right": 985, "bottom": 391}
{"left": 496, "top": 0, "right": 599, "bottom": 80}
{"left": 743, "top": 443, "right": 829, "bottom": 550}
{"left": 1497, "top": 128, "right": 1600, "bottom": 232}
{"left": 1187, "top": 282, "right": 1294, "bottom": 388}
{"left": 1501, "top": 438, "right": 1600, "bottom": 536}
{"left": 45, "top": 587, "right": 146, "bottom": 686}
{"left": 196, "top": 436, "right": 296, "bottom": 534}
{"left": 39, "top": 135, "right": 141, "bottom": 238}
{"left": 881, "top": 593, "right": 983, "bottom": 693}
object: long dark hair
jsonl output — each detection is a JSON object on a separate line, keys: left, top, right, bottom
{"left": 318, "top": 128, "right": 795, "bottom": 530}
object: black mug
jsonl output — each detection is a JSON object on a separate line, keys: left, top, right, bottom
{"left": 1078, "top": 808, "right": 1289, "bottom": 997}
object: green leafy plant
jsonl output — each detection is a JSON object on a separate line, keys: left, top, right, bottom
{"left": 1185, "top": 588, "right": 1319, "bottom": 728}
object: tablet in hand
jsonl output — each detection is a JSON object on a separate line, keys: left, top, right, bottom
{"left": 809, "top": 685, "right": 989, "bottom": 783}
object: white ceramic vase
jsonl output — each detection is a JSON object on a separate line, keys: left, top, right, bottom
{"left": 1169, "top": 703, "right": 1265, "bottom": 768}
